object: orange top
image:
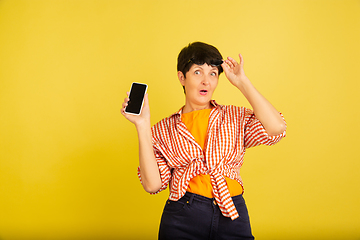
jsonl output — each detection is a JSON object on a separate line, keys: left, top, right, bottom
{"left": 181, "top": 108, "right": 243, "bottom": 198}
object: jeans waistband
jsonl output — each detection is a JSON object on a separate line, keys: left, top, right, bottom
{"left": 179, "top": 191, "right": 243, "bottom": 205}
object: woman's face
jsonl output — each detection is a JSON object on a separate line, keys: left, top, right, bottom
{"left": 178, "top": 63, "right": 219, "bottom": 110}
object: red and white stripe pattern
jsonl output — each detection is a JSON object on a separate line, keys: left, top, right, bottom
{"left": 137, "top": 100, "right": 286, "bottom": 220}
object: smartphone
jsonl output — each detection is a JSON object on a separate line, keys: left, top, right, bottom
{"left": 125, "top": 82, "right": 148, "bottom": 115}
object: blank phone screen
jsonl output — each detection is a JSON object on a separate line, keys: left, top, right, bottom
{"left": 125, "top": 83, "right": 147, "bottom": 114}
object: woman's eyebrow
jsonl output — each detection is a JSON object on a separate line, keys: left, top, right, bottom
{"left": 192, "top": 65, "right": 218, "bottom": 71}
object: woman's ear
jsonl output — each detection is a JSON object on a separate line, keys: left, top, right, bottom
{"left": 178, "top": 71, "right": 185, "bottom": 86}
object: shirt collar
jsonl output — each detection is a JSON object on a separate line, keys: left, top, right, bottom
{"left": 170, "top": 100, "right": 222, "bottom": 120}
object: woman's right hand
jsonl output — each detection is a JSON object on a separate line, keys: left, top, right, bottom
{"left": 121, "top": 92, "right": 151, "bottom": 127}
{"left": 121, "top": 92, "right": 162, "bottom": 193}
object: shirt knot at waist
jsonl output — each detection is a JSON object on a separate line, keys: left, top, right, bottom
{"left": 172, "top": 161, "right": 240, "bottom": 220}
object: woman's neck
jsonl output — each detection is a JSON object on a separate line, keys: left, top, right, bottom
{"left": 182, "top": 101, "right": 212, "bottom": 114}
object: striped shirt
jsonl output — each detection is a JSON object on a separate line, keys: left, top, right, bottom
{"left": 137, "top": 100, "right": 286, "bottom": 220}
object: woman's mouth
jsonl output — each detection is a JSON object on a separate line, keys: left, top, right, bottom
{"left": 199, "top": 90, "right": 208, "bottom": 95}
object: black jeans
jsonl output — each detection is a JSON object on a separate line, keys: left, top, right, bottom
{"left": 158, "top": 192, "right": 254, "bottom": 240}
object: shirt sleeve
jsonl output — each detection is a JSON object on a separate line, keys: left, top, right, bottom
{"left": 137, "top": 134, "right": 171, "bottom": 195}
{"left": 243, "top": 108, "right": 286, "bottom": 149}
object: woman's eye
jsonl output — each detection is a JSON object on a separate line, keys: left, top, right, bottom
{"left": 195, "top": 70, "right": 200, "bottom": 75}
{"left": 211, "top": 72, "right": 217, "bottom": 76}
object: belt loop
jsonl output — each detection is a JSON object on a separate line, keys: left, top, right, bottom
{"left": 188, "top": 192, "right": 195, "bottom": 205}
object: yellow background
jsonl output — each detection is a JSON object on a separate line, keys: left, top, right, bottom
{"left": 1, "top": 0, "right": 359, "bottom": 239}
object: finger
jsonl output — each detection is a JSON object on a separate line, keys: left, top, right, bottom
{"left": 221, "top": 62, "right": 235, "bottom": 78}
{"left": 144, "top": 93, "right": 148, "bottom": 102}
{"left": 223, "top": 59, "right": 233, "bottom": 68}
{"left": 221, "top": 61, "right": 231, "bottom": 73}
{"left": 221, "top": 61, "right": 229, "bottom": 69}
{"left": 227, "top": 57, "right": 239, "bottom": 67}
{"left": 239, "top": 54, "right": 244, "bottom": 67}
{"left": 123, "top": 92, "right": 130, "bottom": 106}
{"left": 120, "top": 106, "right": 126, "bottom": 116}
{"left": 223, "top": 59, "right": 233, "bottom": 69}
{"left": 224, "top": 59, "right": 235, "bottom": 69}
{"left": 142, "top": 93, "right": 149, "bottom": 109}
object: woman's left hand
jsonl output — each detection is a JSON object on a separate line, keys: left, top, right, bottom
{"left": 222, "top": 53, "right": 287, "bottom": 136}
{"left": 221, "top": 54, "right": 248, "bottom": 88}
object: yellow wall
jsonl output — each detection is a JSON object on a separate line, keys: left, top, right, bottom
{"left": 0, "top": 1, "right": 359, "bottom": 239}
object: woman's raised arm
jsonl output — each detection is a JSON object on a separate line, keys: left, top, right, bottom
{"left": 222, "top": 54, "right": 286, "bottom": 136}
{"left": 121, "top": 93, "right": 162, "bottom": 193}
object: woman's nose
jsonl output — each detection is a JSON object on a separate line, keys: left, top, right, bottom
{"left": 202, "top": 76, "right": 210, "bottom": 85}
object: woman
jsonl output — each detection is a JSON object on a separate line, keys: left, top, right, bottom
{"left": 121, "top": 42, "right": 286, "bottom": 240}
